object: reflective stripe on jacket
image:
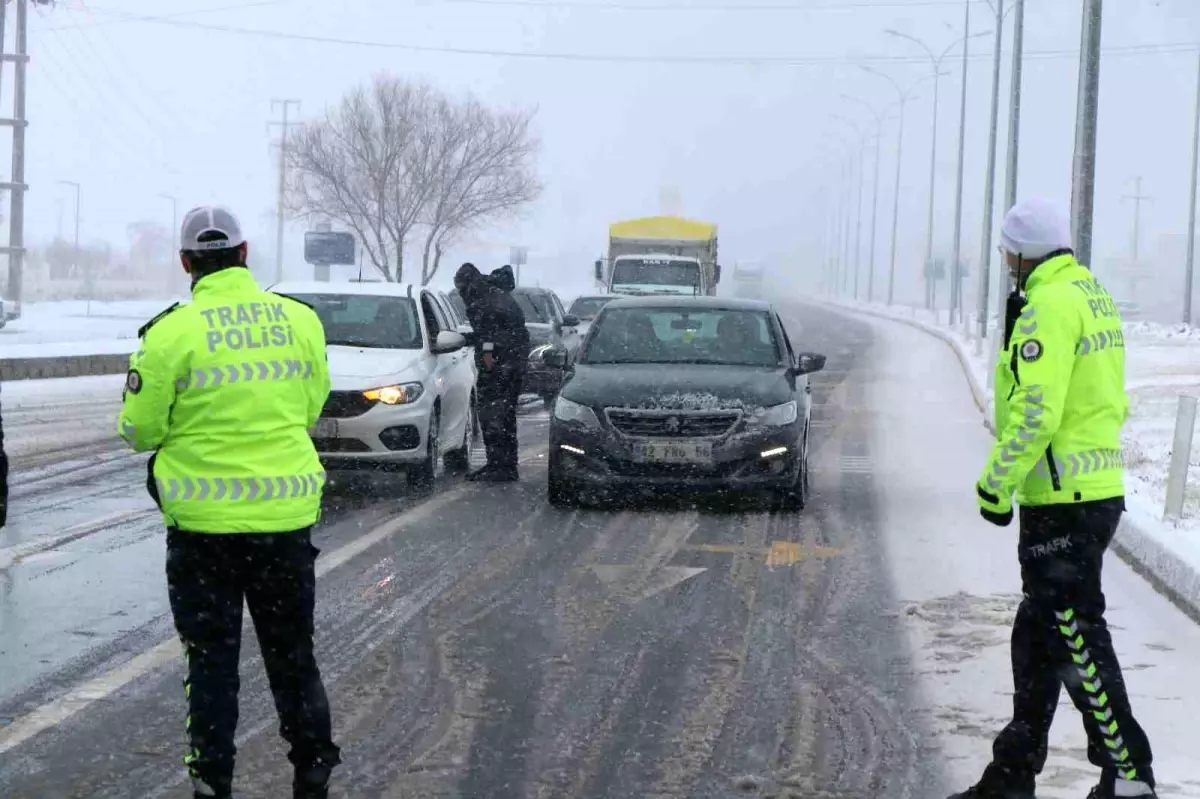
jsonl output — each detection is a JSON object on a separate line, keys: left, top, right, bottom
{"left": 117, "top": 267, "right": 330, "bottom": 533}
{"left": 983, "top": 253, "right": 1128, "bottom": 507}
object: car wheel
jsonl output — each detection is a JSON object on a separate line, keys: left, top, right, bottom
{"left": 444, "top": 398, "right": 478, "bottom": 472}
{"left": 409, "top": 406, "right": 441, "bottom": 491}
{"left": 547, "top": 454, "right": 578, "bottom": 507}
{"left": 775, "top": 433, "right": 808, "bottom": 511}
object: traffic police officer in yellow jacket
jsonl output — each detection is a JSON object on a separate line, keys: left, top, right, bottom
{"left": 950, "top": 198, "right": 1155, "bottom": 799}
{"left": 118, "top": 206, "right": 340, "bottom": 799}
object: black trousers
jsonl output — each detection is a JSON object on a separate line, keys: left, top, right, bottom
{"left": 477, "top": 360, "right": 524, "bottom": 471}
{"left": 990, "top": 498, "right": 1153, "bottom": 788}
{"left": 166, "top": 527, "right": 340, "bottom": 793}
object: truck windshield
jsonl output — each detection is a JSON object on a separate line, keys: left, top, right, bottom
{"left": 611, "top": 259, "right": 700, "bottom": 289}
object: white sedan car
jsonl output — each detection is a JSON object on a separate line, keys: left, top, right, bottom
{"left": 270, "top": 280, "right": 478, "bottom": 488}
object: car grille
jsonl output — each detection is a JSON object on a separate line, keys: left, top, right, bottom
{"left": 604, "top": 408, "right": 741, "bottom": 438}
{"left": 321, "top": 390, "right": 376, "bottom": 419}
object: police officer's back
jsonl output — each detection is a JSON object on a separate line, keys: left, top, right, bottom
{"left": 118, "top": 206, "right": 340, "bottom": 799}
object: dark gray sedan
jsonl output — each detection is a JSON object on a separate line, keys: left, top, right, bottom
{"left": 544, "top": 296, "right": 825, "bottom": 508}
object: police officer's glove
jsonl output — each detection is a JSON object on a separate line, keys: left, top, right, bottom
{"left": 976, "top": 482, "right": 1013, "bottom": 527}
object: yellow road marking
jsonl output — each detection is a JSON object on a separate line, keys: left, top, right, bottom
{"left": 681, "top": 540, "right": 845, "bottom": 567}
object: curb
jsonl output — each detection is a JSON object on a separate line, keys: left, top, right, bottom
{"left": 817, "top": 297, "right": 1200, "bottom": 622}
{"left": 0, "top": 353, "right": 129, "bottom": 381}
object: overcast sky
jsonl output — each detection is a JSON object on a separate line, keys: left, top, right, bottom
{"left": 14, "top": 0, "right": 1200, "bottom": 295}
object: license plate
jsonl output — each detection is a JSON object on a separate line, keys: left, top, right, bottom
{"left": 632, "top": 440, "right": 713, "bottom": 465}
{"left": 311, "top": 418, "right": 338, "bottom": 438}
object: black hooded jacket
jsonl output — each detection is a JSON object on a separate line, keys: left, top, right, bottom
{"left": 454, "top": 263, "right": 529, "bottom": 364}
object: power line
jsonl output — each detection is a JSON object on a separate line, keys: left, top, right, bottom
{"left": 399, "top": 0, "right": 995, "bottom": 9}
{"left": 68, "top": 11, "right": 1200, "bottom": 67}
{"left": 34, "top": 0, "right": 298, "bottom": 32}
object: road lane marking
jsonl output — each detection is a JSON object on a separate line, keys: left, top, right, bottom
{"left": 682, "top": 541, "right": 846, "bottom": 567}
{"left": 589, "top": 564, "right": 708, "bottom": 602}
{"left": 0, "top": 509, "right": 156, "bottom": 570}
{"left": 0, "top": 446, "right": 548, "bottom": 756}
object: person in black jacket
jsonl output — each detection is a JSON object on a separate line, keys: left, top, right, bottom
{"left": 454, "top": 262, "right": 529, "bottom": 482}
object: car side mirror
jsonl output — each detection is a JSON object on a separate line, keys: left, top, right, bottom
{"left": 543, "top": 348, "right": 568, "bottom": 368}
{"left": 561, "top": 314, "right": 580, "bottom": 328}
{"left": 433, "top": 330, "right": 466, "bottom": 354}
{"left": 793, "top": 352, "right": 826, "bottom": 375}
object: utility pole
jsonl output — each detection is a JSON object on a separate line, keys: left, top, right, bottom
{"left": 1122, "top": 176, "right": 1151, "bottom": 266}
{"left": 58, "top": 180, "right": 82, "bottom": 314}
{"left": 949, "top": 0, "right": 972, "bottom": 326}
{"left": 1071, "top": 0, "right": 1103, "bottom": 269}
{"left": 159, "top": 192, "right": 178, "bottom": 295}
{"left": 269, "top": 99, "right": 301, "bottom": 285}
{"left": 1121, "top": 175, "right": 1152, "bottom": 303}
{"left": 1185, "top": 48, "right": 1200, "bottom": 325}
{"left": 975, "top": 0, "right": 1006, "bottom": 348}
{"left": 3, "top": 0, "right": 32, "bottom": 317}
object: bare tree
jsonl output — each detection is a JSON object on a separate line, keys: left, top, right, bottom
{"left": 418, "top": 97, "right": 542, "bottom": 285}
{"left": 286, "top": 75, "right": 435, "bottom": 281}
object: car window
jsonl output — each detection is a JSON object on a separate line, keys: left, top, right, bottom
{"left": 287, "top": 293, "right": 423, "bottom": 350}
{"left": 581, "top": 307, "right": 782, "bottom": 367}
{"left": 421, "top": 292, "right": 451, "bottom": 341}
{"left": 776, "top": 314, "right": 795, "bottom": 360}
{"left": 438, "top": 293, "right": 461, "bottom": 327}
{"left": 568, "top": 297, "right": 610, "bottom": 320}
{"left": 549, "top": 292, "right": 567, "bottom": 319}
{"left": 513, "top": 292, "right": 551, "bottom": 323}
{"left": 448, "top": 290, "right": 468, "bottom": 322}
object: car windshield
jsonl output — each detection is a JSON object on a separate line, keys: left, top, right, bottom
{"left": 287, "top": 293, "right": 423, "bottom": 349}
{"left": 581, "top": 307, "right": 781, "bottom": 367}
{"left": 611, "top": 259, "right": 701, "bottom": 289}
{"left": 568, "top": 297, "right": 610, "bottom": 320}
{"left": 514, "top": 292, "right": 552, "bottom": 323}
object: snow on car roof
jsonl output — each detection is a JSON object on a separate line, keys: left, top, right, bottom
{"left": 268, "top": 280, "right": 418, "bottom": 298}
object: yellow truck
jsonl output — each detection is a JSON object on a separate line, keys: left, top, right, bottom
{"left": 594, "top": 216, "right": 721, "bottom": 297}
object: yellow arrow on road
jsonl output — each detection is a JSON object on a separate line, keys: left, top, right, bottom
{"left": 682, "top": 541, "right": 845, "bottom": 567}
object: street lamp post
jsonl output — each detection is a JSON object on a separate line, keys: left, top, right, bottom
{"left": 975, "top": 0, "right": 1008, "bottom": 348}
{"left": 861, "top": 67, "right": 941, "bottom": 307}
{"left": 841, "top": 95, "right": 890, "bottom": 305}
{"left": 833, "top": 115, "right": 871, "bottom": 301}
{"left": 1071, "top": 0, "right": 1104, "bottom": 269}
{"left": 159, "top": 193, "right": 179, "bottom": 296}
{"left": 949, "top": 0, "right": 973, "bottom": 329}
{"left": 887, "top": 27, "right": 991, "bottom": 312}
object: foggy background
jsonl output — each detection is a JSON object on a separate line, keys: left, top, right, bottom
{"left": 4, "top": 0, "right": 1200, "bottom": 317}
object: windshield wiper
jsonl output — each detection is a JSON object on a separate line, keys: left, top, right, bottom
{"left": 326, "top": 338, "right": 392, "bottom": 348}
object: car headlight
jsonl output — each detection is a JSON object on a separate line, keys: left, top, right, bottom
{"left": 553, "top": 396, "right": 600, "bottom": 428}
{"left": 363, "top": 382, "right": 424, "bottom": 405}
{"left": 529, "top": 343, "right": 554, "bottom": 364}
{"left": 746, "top": 400, "right": 798, "bottom": 427}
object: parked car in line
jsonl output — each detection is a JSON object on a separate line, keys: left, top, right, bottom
{"left": 511, "top": 286, "right": 583, "bottom": 407}
{"left": 269, "top": 280, "right": 478, "bottom": 489}
{"left": 544, "top": 296, "right": 826, "bottom": 509}
{"left": 566, "top": 294, "right": 614, "bottom": 337}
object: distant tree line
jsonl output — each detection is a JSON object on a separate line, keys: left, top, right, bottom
{"left": 286, "top": 74, "right": 542, "bottom": 285}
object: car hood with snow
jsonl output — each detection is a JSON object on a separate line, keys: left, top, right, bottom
{"left": 559, "top": 363, "right": 792, "bottom": 411}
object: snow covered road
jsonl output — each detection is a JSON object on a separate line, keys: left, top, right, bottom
{"left": 2, "top": 374, "right": 125, "bottom": 466}
{"left": 861, "top": 312, "right": 1200, "bottom": 798}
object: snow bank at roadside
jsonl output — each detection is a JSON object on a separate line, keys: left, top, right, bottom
{"left": 1, "top": 299, "right": 178, "bottom": 357}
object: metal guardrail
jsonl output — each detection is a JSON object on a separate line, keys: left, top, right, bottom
{"left": 0, "top": 353, "right": 129, "bottom": 381}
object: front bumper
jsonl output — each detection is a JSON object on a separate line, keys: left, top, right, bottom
{"left": 310, "top": 391, "right": 435, "bottom": 471}
{"left": 548, "top": 419, "right": 802, "bottom": 495}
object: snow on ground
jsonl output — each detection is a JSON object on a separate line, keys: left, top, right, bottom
{"left": 0, "top": 299, "right": 179, "bottom": 358}
{"left": 835, "top": 296, "right": 1200, "bottom": 607}
{"left": 867, "top": 315, "right": 1200, "bottom": 798}
{"left": 2, "top": 374, "right": 125, "bottom": 461}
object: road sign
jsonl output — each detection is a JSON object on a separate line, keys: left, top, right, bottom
{"left": 509, "top": 246, "right": 528, "bottom": 266}
{"left": 304, "top": 231, "right": 356, "bottom": 266}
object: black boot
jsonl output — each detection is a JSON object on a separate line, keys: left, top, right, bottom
{"left": 1086, "top": 777, "right": 1156, "bottom": 798}
{"left": 294, "top": 761, "right": 334, "bottom": 799}
{"left": 466, "top": 463, "right": 496, "bottom": 481}
{"left": 948, "top": 764, "right": 1035, "bottom": 799}
{"left": 191, "top": 775, "right": 233, "bottom": 799}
